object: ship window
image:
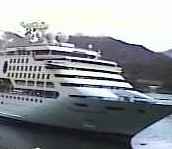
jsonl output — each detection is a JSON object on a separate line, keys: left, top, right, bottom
{"left": 17, "top": 97, "right": 20, "bottom": 100}
{"left": 7, "top": 73, "right": 10, "bottom": 77}
{"left": 25, "top": 66, "right": 28, "bottom": 71}
{"left": 105, "top": 106, "right": 125, "bottom": 111}
{"left": 60, "top": 83, "right": 113, "bottom": 89}
{"left": 46, "top": 82, "right": 54, "bottom": 88}
{"left": 34, "top": 66, "right": 37, "bottom": 71}
{"left": 17, "top": 66, "right": 19, "bottom": 71}
{"left": 10, "top": 59, "right": 12, "bottom": 63}
{"left": 27, "top": 81, "right": 34, "bottom": 86}
{"left": 9, "top": 66, "right": 11, "bottom": 70}
{"left": 21, "top": 58, "right": 24, "bottom": 63}
{"left": 22, "top": 97, "right": 24, "bottom": 101}
{"left": 38, "top": 66, "right": 42, "bottom": 71}
{"left": 54, "top": 74, "right": 125, "bottom": 82}
{"left": 21, "top": 66, "right": 24, "bottom": 71}
{"left": 35, "top": 50, "right": 50, "bottom": 55}
{"left": 26, "top": 58, "right": 29, "bottom": 63}
{"left": 137, "top": 109, "right": 146, "bottom": 114}
{"left": 17, "top": 59, "right": 20, "bottom": 63}
{"left": 30, "top": 98, "right": 33, "bottom": 102}
{"left": 35, "top": 99, "right": 38, "bottom": 102}
{"left": 13, "top": 66, "right": 15, "bottom": 71}
{"left": 37, "top": 74, "right": 40, "bottom": 79}
{"left": 28, "top": 73, "right": 31, "bottom": 78}
{"left": 6, "top": 95, "right": 8, "bottom": 98}
{"left": 15, "top": 73, "right": 18, "bottom": 78}
{"left": 13, "top": 96, "right": 16, "bottom": 99}
{"left": 40, "top": 100, "right": 43, "bottom": 103}
{"left": 11, "top": 73, "right": 14, "bottom": 77}
{"left": 13, "top": 59, "right": 16, "bottom": 63}
{"left": 47, "top": 74, "right": 50, "bottom": 79}
{"left": 15, "top": 80, "right": 25, "bottom": 85}
{"left": 23, "top": 73, "right": 27, "bottom": 78}
{"left": 19, "top": 73, "right": 22, "bottom": 78}
{"left": 47, "top": 64, "right": 119, "bottom": 75}
{"left": 42, "top": 74, "right": 45, "bottom": 79}
{"left": 74, "top": 103, "right": 88, "bottom": 107}
{"left": 32, "top": 73, "right": 35, "bottom": 79}
{"left": 29, "top": 66, "right": 32, "bottom": 71}
{"left": 25, "top": 98, "right": 29, "bottom": 101}
{"left": 36, "top": 81, "right": 44, "bottom": 87}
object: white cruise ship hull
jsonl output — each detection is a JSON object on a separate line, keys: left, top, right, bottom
{"left": 0, "top": 95, "right": 171, "bottom": 137}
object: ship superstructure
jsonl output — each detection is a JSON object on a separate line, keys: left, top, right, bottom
{"left": 0, "top": 22, "right": 171, "bottom": 138}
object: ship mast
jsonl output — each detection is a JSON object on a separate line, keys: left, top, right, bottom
{"left": 20, "top": 21, "right": 49, "bottom": 43}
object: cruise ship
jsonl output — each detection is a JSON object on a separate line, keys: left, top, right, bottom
{"left": 0, "top": 21, "right": 171, "bottom": 139}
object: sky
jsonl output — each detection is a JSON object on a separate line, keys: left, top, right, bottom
{"left": 0, "top": 0, "right": 172, "bottom": 52}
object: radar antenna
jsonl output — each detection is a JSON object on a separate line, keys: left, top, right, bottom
{"left": 20, "top": 21, "right": 49, "bottom": 42}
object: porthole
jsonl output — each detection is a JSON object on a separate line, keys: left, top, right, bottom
{"left": 42, "top": 74, "right": 45, "bottom": 79}
{"left": 17, "top": 59, "right": 20, "bottom": 63}
{"left": 21, "top": 66, "right": 24, "bottom": 71}
{"left": 40, "top": 100, "right": 43, "bottom": 103}
{"left": 29, "top": 66, "right": 32, "bottom": 71}
{"left": 13, "top": 59, "right": 16, "bottom": 63}
{"left": 47, "top": 74, "right": 50, "bottom": 79}
{"left": 17, "top": 66, "right": 19, "bottom": 71}
{"left": 26, "top": 58, "right": 29, "bottom": 63}
{"left": 32, "top": 74, "right": 35, "bottom": 79}
{"left": 34, "top": 66, "right": 37, "bottom": 71}
{"left": 15, "top": 73, "right": 18, "bottom": 78}
{"left": 28, "top": 73, "right": 31, "bottom": 78}
{"left": 38, "top": 66, "right": 42, "bottom": 71}
{"left": 21, "top": 59, "right": 24, "bottom": 63}
{"left": 3, "top": 61, "right": 8, "bottom": 73}
{"left": 23, "top": 73, "right": 27, "bottom": 78}
{"left": 25, "top": 66, "right": 28, "bottom": 71}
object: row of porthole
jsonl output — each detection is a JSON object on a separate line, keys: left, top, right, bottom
{"left": 7, "top": 72, "right": 50, "bottom": 80}
{"left": 9, "top": 58, "right": 29, "bottom": 64}
{"left": 0, "top": 95, "right": 43, "bottom": 103}
{"left": 8, "top": 65, "right": 42, "bottom": 72}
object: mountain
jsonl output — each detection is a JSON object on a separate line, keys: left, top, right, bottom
{"left": 162, "top": 49, "right": 172, "bottom": 58}
{"left": 68, "top": 36, "right": 172, "bottom": 92}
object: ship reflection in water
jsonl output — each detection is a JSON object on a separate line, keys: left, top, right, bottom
{"left": 0, "top": 117, "right": 129, "bottom": 149}
{"left": 0, "top": 115, "right": 171, "bottom": 149}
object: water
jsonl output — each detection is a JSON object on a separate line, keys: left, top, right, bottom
{"left": 0, "top": 117, "right": 130, "bottom": 149}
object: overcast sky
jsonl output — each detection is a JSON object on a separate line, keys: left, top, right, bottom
{"left": 0, "top": 0, "right": 172, "bottom": 52}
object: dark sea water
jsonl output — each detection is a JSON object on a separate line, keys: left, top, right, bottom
{"left": 0, "top": 111, "right": 171, "bottom": 149}
{"left": 0, "top": 117, "right": 130, "bottom": 149}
